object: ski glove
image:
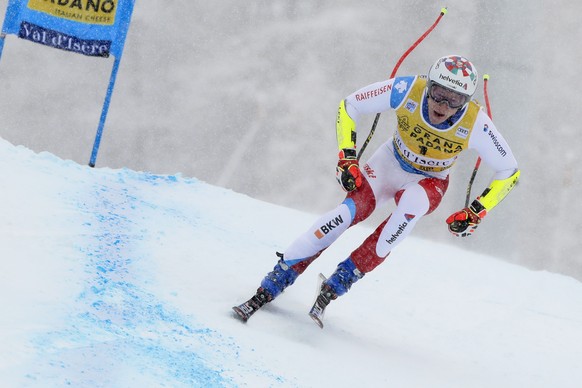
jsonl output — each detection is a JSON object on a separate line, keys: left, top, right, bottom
{"left": 446, "top": 200, "right": 487, "bottom": 237}
{"left": 336, "top": 148, "right": 362, "bottom": 192}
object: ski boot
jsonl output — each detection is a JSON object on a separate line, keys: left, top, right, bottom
{"left": 308, "top": 257, "right": 364, "bottom": 328}
{"left": 233, "top": 253, "right": 299, "bottom": 322}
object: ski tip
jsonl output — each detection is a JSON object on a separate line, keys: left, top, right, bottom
{"left": 232, "top": 306, "right": 249, "bottom": 322}
{"left": 309, "top": 312, "right": 324, "bottom": 329}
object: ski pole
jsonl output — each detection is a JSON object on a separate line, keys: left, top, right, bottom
{"left": 464, "top": 74, "right": 491, "bottom": 207}
{"left": 357, "top": 7, "right": 448, "bottom": 161}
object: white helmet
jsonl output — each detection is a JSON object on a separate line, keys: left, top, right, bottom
{"left": 428, "top": 55, "right": 478, "bottom": 98}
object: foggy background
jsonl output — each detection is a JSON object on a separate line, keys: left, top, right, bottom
{"left": 0, "top": 0, "right": 580, "bottom": 280}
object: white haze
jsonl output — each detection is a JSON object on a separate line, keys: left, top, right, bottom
{"left": 0, "top": 1, "right": 580, "bottom": 280}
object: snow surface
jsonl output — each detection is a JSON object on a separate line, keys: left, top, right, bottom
{"left": 1, "top": 137, "right": 582, "bottom": 387}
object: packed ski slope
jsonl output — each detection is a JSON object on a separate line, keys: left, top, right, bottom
{"left": 1, "top": 137, "right": 582, "bottom": 387}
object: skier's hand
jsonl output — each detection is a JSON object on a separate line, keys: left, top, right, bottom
{"left": 446, "top": 200, "right": 487, "bottom": 237}
{"left": 336, "top": 149, "right": 362, "bottom": 192}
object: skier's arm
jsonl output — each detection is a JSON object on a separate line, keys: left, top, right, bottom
{"left": 446, "top": 110, "right": 520, "bottom": 237}
{"left": 337, "top": 99, "right": 357, "bottom": 150}
{"left": 468, "top": 110, "right": 520, "bottom": 214}
{"left": 336, "top": 79, "right": 395, "bottom": 151}
{"left": 475, "top": 169, "right": 521, "bottom": 214}
{"left": 334, "top": 79, "right": 395, "bottom": 192}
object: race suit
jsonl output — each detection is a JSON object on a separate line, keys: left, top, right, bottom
{"left": 282, "top": 75, "right": 519, "bottom": 275}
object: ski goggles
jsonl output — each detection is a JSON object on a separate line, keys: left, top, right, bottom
{"left": 427, "top": 82, "right": 469, "bottom": 109}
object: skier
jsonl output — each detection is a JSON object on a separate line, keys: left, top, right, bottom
{"left": 233, "top": 55, "right": 520, "bottom": 327}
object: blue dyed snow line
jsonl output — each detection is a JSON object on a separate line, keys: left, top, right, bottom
{"left": 26, "top": 179, "right": 237, "bottom": 387}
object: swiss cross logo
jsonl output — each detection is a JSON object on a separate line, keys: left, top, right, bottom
{"left": 395, "top": 80, "right": 408, "bottom": 93}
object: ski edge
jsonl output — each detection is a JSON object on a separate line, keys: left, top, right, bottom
{"left": 232, "top": 305, "right": 250, "bottom": 322}
{"left": 308, "top": 273, "right": 327, "bottom": 329}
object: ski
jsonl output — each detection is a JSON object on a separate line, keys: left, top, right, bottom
{"left": 308, "top": 273, "right": 328, "bottom": 328}
{"left": 232, "top": 300, "right": 258, "bottom": 322}
{"left": 232, "top": 289, "right": 270, "bottom": 322}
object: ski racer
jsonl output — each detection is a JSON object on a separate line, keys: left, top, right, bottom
{"left": 233, "top": 55, "right": 520, "bottom": 327}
